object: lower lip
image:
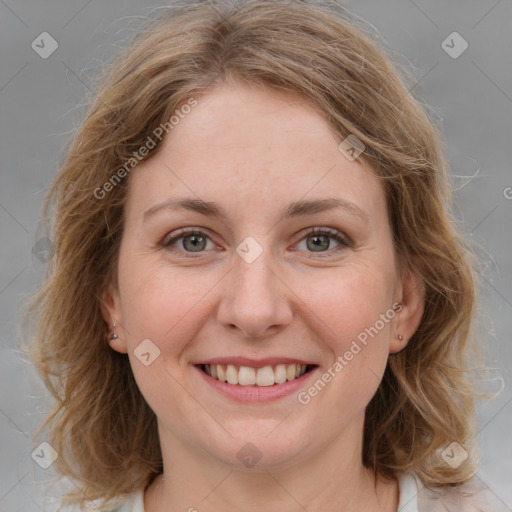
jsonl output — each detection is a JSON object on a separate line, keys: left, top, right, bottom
{"left": 194, "top": 365, "right": 318, "bottom": 403}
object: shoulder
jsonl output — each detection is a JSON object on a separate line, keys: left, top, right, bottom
{"left": 398, "top": 470, "right": 511, "bottom": 512}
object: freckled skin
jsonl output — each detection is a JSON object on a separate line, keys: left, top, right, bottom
{"left": 103, "top": 82, "right": 424, "bottom": 512}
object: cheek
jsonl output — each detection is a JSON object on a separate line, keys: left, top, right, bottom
{"left": 299, "top": 261, "right": 395, "bottom": 342}
{"left": 296, "top": 260, "right": 396, "bottom": 410}
{"left": 294, "top": 259, "right": 396, "bottom": 408}
{"left": 117, "top": 263, "right": 220, "bottom": 417}
{"left": 119, "top": 262, "right": 219, "bottom": 357}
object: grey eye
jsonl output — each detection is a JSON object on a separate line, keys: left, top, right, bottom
{"left": 306, "top": 234, "right": 331, "bottom": 252}
{"left": 295, "top": 229, "right": 347, "bottom": 254}
{"left": 181, "top": 234, "right": 208, "bottom": 252}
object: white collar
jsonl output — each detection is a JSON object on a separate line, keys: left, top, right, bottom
{"left": 397, "top": 470, "right": 420, "bottom": 512}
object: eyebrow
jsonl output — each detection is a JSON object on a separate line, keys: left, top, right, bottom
{"left": 143, "top": 197, "right": 368, "bottom": 222}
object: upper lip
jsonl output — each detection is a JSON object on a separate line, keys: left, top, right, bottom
{"left": 194, "top": 357, "right": 316, "bottom": 368}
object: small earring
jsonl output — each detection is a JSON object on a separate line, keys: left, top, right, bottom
{"left": 108, "top": 323, "right": 118, "bottom": 340}
{"left": 395, "top": 334, "right": 404, "bottom": 340}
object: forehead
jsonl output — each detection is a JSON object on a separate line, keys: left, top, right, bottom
{"left": 125, "top": 82, "right": 385, "bottom": 224}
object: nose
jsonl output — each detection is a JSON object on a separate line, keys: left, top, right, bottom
{"left": 216, "top": 250, "right": 294, "bottom": 339}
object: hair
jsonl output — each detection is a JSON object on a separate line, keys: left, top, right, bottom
{"left": 25, "top": 0, "right": 490, "bottom": 508}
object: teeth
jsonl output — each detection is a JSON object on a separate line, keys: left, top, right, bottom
{"left": 203, "top": 363, "right": 309, "bottom": 386}
{"left": 238, "top": 366, "right": 256, "bottom": 385}
{"left": 256, "top": 366, "right": 274, "bottom": 387}
{"left": 274, "top": 364, "right": 287, "bottom": 384}
{"left": 217, "top": 365, "right": 227, "bottom": 383}
{"left": 226, "top": 364, "right": 238, "bottom": 385}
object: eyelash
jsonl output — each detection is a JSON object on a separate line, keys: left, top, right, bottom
{"left": 162, "top": 227, "right": 350, "bottom": 258}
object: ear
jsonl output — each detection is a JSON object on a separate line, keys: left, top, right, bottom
{"left": 389, "top": 267, "right": 425, "bottom": 354}
{"left": 100, "top": 282, "right": 128, "bottom": 354}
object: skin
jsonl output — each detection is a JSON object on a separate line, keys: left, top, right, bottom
{"left": 102, "top": 80, "right": 424, "bottom": 512}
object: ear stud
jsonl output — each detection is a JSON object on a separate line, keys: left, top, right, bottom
{"left": 108, "top": 323, "right": 118, "bottom": 340}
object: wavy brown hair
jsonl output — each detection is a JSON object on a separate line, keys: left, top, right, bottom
{"left": 25, "top": 0, "right": 489, "bottom": 508}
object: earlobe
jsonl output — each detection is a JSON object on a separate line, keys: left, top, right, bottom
{"left": 105, "top": 321, "right": 128, "bottom": 354}
{"left": 389, "top": 269, "right": 425, "bottom": 354}
{"left": 100, "top": 283, "right": 128, "bottom": 354}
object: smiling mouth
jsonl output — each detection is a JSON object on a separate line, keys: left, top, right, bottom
{"left": 197, "top": 363, "right": 315, "bottom": 387}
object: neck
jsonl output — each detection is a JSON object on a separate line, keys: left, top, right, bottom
{"left": 144, "top": 414, "right": 398, "bottom": 512}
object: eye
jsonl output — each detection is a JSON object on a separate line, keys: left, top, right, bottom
{"left": 162, "top": 227, "right": 350, "bottom": 258}
{"left": 163, "top": 229, "right": 215, "bottom": 254}
{"left": 294, "top": 227, "right": 349, "bottom": 255}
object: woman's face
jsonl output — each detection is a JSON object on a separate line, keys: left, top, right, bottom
{"left": 104, "top": 81, "right": 423, "bottom": 470}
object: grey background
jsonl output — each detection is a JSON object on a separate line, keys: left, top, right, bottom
{"left": 1, "top": 1, "right": 511, "bottom": 510}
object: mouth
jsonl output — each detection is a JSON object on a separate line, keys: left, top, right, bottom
{"left": 196, "top": 363, "right": 316, "bottom": 387}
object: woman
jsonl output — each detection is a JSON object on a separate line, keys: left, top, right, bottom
{"left": 26, "top": 1, "right": 506, "bottom": 511}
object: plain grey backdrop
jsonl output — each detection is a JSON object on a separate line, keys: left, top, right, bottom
{"left": 1, "top": 1, "right": 511, "bottom": 510}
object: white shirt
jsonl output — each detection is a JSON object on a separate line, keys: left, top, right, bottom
{"left": 107, "top": 471, "right": 510, "bottom": 511}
